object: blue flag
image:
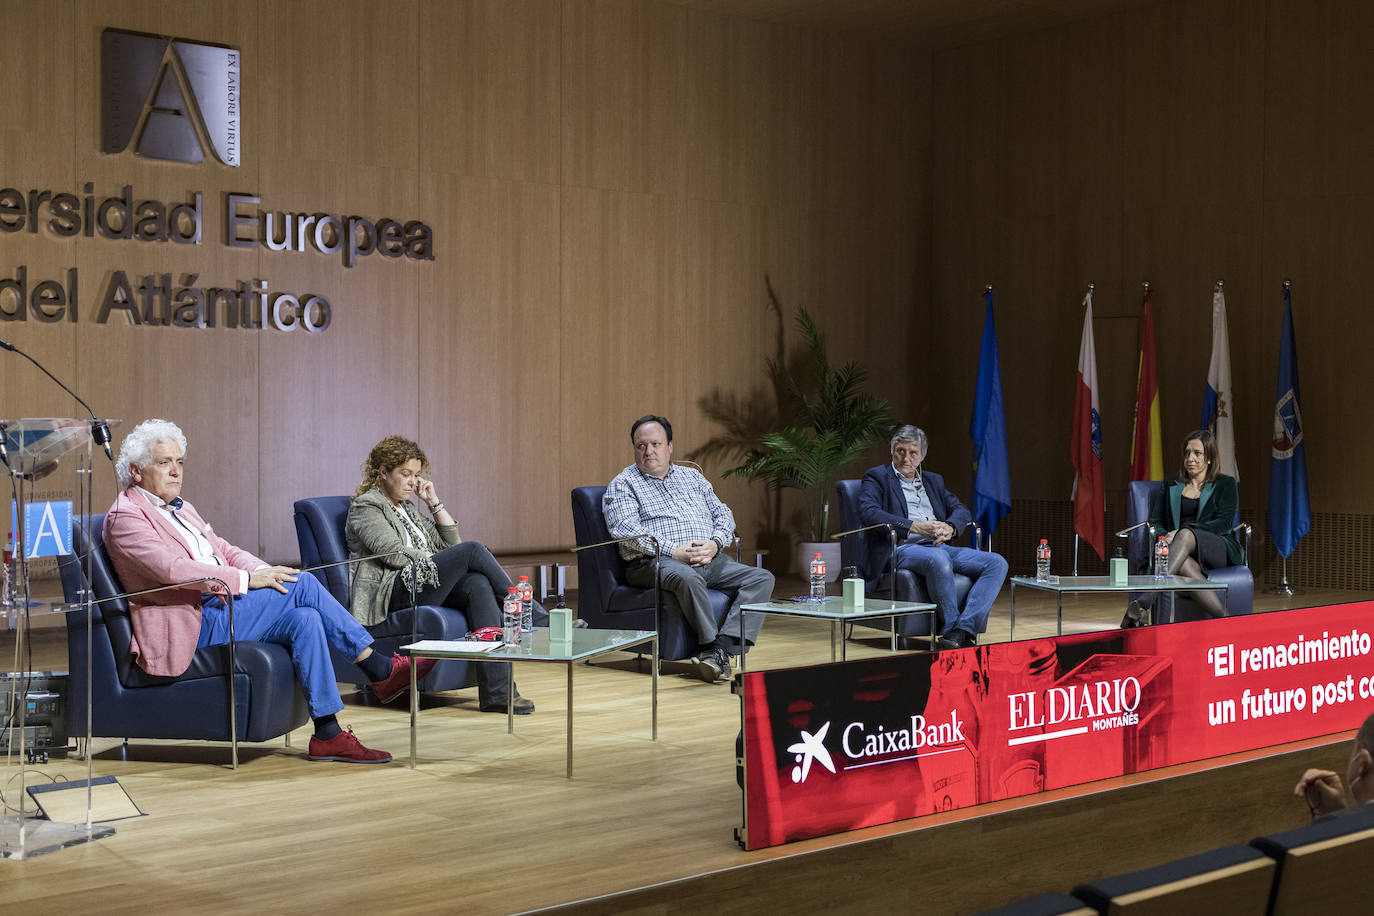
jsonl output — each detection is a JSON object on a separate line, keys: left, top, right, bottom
{"left": 1267, "top": 286, "right": 1310, "bottom": 558}
{"left": 970, "top": 289, "right": 1011, "bottom": 533}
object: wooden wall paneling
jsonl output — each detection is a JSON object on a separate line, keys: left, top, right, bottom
{"left": 250, "top": 159, "right": 424, "bottom": 561}
{"left": 929, "top": 43, "right": 1000, "bottom": 480}
{"left": 255, "top": 0, "right": 420, "bottom": 171}
{"left": 679, "top": 7, "right": 732, "bottom": 204}
{"left": 254, "top": 0, "right": 423, "bottom": 559}
{"left": 414, "top": 171, "right": 562, "bottom": 552}
{"left": 1264, "top": 0, "right": 1374, "bottom": 202}
{"left": 417, "top": 0, "right": 562, "bottom": 186}
{"left": 1115, "top": 0, "right": 1267, "bottom": 498}
{"left": 559, "top": 187, "right": 691, "bottom": 498}
{"left": 561, "top": 0, "right": 689, "bottom": 195}
{"left": 664, "top": 196, "right": 765, "bottom": 534}
{"left": 61, "top": 1, "right": 264, "bottom": 546}
{"left": 719, "top": 17, "right": 794, "bottom": 209}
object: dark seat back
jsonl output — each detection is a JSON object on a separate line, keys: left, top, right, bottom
{"left": 571, "top": 484, "right": 734, "bottom": 659}
{"left": 835, "top": 478, "right": 869, "bottom": 580}
{"left": 570, "top": 485, "right": 626, "bottom": 627}
{"left": 1072, "top": 844, "right": 1275, "bottom": 913}
{"left": 291, "top": 495, "right": 475, "bottom": 692}
{"left": 291, "top": 495, "right": 355, "bottom": 603}
{"left": 1251, "top": 803, "right": 1374, "bottom": 915}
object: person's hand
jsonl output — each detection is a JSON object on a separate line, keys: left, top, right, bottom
{"left": 1164, "top": 529, "right": 1178, "bottom": 545}
{"left": 415, "top": 476, "right": 439, "bottom": 505}
{"left": 1294, "top": 768, "right": 1346, "bottom": 816}
{"left": 910, "top": 521, "right": 953, "bottom": 543}
{"left": 249, "top": 566, "right": 298, "bottom": 594}
{"left": 673, "top": 539, "right": 718, "bottom": 567}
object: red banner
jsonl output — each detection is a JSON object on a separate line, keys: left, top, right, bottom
{"left": 741, "top": 602, "right": 1374, "bottom": 849}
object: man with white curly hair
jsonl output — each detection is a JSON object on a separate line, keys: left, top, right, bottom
{"left": 104, "top": 418, "right": 428, "bottom": 764}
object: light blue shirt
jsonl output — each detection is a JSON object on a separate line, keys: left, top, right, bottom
{"left": 604, "top": 463, "right": 735, "bottom": 560}
{"left": 893, "top": 464, "right": 935, "bottom": 544}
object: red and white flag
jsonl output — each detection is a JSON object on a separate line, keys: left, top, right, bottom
{"left": 1071, "top": 287, "right": 1105, "bottom": 559}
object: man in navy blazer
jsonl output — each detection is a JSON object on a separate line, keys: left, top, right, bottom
{"left": 858, "top": 425, "right": 1008, "bottom": 648}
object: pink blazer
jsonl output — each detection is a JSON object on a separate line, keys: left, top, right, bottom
{"left": 103, "top": 487, "right": 266, "bottom": 677}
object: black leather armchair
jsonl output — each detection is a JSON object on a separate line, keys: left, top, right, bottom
{"left": 292, "top": 495, "right": 476, "bottom": 693}
{"left": 56, "top": 514, "right": 310, "bottom": 767}
{"left": 1124, "top": 480, "right": 1253, "bottom": 621}
{"left": 834, "top": 478, "right": 974, "bottom": 640}
{"left": 571, "top": 485, "right": 734, "bottom": 660}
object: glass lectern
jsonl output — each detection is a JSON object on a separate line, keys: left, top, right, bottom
{"left": 1, "top": 418, "right": 119, "bottom": 859}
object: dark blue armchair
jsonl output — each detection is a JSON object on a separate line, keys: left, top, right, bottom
{"left": 57, "top": 514, "right": 310, "bottom": 767}
{"left": 1125, "top": 480, "right": 1253, "bottom": 621}
{"left": 292, "top": 496, "right": 476, "bottom": 693}
{"left": 835, "top": 478, "right": 974, "bottom": 641}
{"left": 571, "top": 485, "right": 735, "bottom": 660}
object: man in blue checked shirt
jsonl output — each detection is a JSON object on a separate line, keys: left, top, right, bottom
{"left": 604, "top": 415, "right": 773, "bottom": 683}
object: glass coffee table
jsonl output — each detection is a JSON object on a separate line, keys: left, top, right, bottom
{"left": 403, "top": 627, "right": 657, "bottom": 778}
{"left": 1008, "top": 575, "right": 1230, "bottom": 639}
{"left": 738, "top": 599, "right": 937, "bottom": 671}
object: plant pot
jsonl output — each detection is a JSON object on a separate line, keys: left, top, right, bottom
{"left": 797, "top": 541, "right": 842, "bottom": 582}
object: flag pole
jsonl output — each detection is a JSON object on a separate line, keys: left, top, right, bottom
{"left": 1077, "top": 279, "right": 1090, "bottom": 580}
{"left": 984, "top": 282, "right": 993, "bottom": 557}
{"left": 1268, "top": 555, "right": 1299, "bottom": 596}
{"left": 1265, "top": 279, "right": 1306, "bottom": 598}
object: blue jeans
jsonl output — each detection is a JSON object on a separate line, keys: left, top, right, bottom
{"left": 895, "top": 542, "right": 1008, "bottom": 635}
{"left": 199, "top": 572, "right": 374, "bottom": 719}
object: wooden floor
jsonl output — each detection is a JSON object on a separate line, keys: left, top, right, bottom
{"left": 0, "top": 583, "right": 1367, "bottom": 914}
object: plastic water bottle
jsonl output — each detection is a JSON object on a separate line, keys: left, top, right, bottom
{"left": 809, "top": 553, "right": 826, "bottom": 600}
{"left": 517, "top": 575, "right": 534, "bottom": 632}
{"left": 1035, "top": 539, "right": 1051, "bottom": 581}
{"left": 1, "top": 532, "right": 14, "bottom": 611}
{"left": 1153, "top": 536, "right": 1169, "bottom": 579}
{"left": 502, "top": 587, "right": 522, "bottom": 644}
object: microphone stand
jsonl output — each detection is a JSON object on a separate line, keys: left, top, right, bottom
{"left": 572, "top": 533, "right": 660, "bottom": 740}
{"left": 0, "top": 337, "right": 113, "bottom": 460}
{"left": 830, "top": 522, "right": 899, "bottom": 600}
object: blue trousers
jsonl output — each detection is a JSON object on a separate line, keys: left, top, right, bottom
{"left": 199, "top": 572, "right": 373, "bottom": 719}
{"left": 895, "top": 542, "right": 1008, "bottom": 636}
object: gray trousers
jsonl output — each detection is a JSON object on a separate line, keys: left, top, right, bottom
{"left": 626, "top": 551, "right": 773, "bottom": 650}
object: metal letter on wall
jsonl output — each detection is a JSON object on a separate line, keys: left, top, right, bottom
{"left": 101, "top": 28, "right": 241, "bottom": 167}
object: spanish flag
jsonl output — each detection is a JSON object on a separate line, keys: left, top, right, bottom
{"left": 1129, "top": 289, "right": 1163, "bottom": 481}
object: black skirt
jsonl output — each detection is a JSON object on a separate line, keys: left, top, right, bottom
{"left": 1182, "top": 524, "right": 1229, "bottom": 571}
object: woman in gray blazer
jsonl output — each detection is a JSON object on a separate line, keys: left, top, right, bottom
{"left": 346, "top": 435, "right": 534, "bottom": 714}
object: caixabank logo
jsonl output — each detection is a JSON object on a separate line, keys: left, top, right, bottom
{"left": 101, "top": 28, "right": 240, "bottom": 167}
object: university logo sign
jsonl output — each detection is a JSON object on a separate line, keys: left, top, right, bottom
{"left": 101, "top": 28, "right": 241, "bottom": 167}
{"left": 11, "top": 500, "right": 73, "bottom": 559}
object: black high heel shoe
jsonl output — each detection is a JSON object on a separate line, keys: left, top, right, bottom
{"left": 1120, "top": 599, "right": 1148, "bottom": 629}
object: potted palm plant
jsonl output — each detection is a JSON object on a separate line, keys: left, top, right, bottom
{"left": 723, "top": 307, "right": 892, "bottom": 578}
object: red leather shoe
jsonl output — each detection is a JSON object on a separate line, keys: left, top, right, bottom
{"left": 371, "top": 653, "right": 437, "bottom": 703}
{"left": 307, "top": 726, "right": 392, "bottom": 764}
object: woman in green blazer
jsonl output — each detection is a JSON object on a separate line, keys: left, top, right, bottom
{"left": 1146, "top": 428, "right": 1243, "bottom": 618}
{"left": 345, "top": 435, "right": 534, "bottom": 714}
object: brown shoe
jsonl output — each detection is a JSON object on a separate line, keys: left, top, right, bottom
{"left": 371, "top": 653, "right": 437, "bottom": 703}
{"left": 307, "top": 726, "right": 392, "bottom": 764}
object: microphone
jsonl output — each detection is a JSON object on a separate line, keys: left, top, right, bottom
{"left": 0, "top": 337, "right": 114, "bottom": 461}
{"left": 830, "top": 522, "right": 897, "bottom": 539}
